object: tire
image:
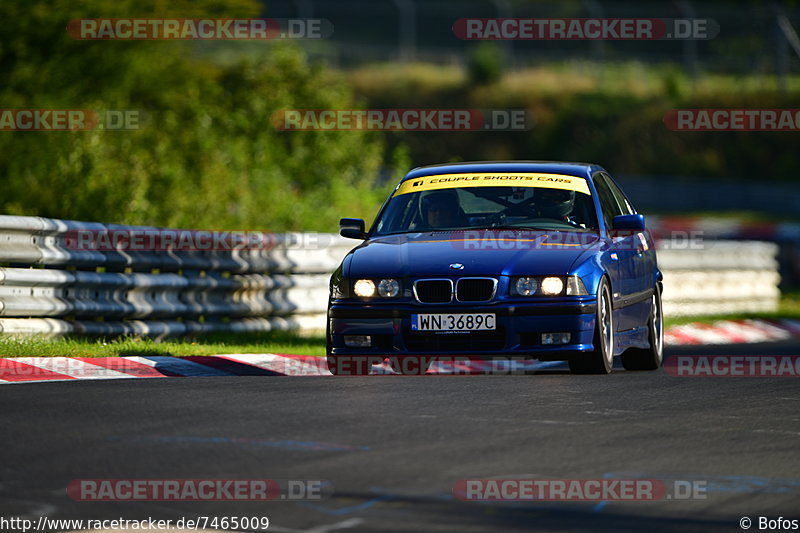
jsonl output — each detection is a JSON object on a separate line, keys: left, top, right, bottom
{"left": 569, "top": 278, "right": 614, "bottom": 375}
{"left": 620, "top": 284, "right": 664, "bottom": 371}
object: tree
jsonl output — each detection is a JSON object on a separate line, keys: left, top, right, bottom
{"left": 0, "top": 0, "right": 405, "bottom": 231}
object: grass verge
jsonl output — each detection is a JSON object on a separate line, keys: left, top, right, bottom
{"left": 0, "top": 331, "right": 327, "bottom": 358}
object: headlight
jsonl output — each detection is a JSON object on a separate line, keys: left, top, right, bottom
{"left": 378, "top": 278, "right": 400, "bottom": 298}
{"left": 514, "top": 277, "right": 538, "bottom": 296}
{"left": 353, "top": 279, "right": 376, "bottom": 297}
{"left": 511, "top": 276, "right": 585, "bottom": 296}
{"left": 540, "top": 277, "right": 565, "bottom": 296}
{"left": 353, "top": 278, "right": 401, "bottom": 298}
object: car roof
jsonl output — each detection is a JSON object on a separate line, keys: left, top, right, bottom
{"left": 403, "top": 160, "right": 604, "bottom": 181}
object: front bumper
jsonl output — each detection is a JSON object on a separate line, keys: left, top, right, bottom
{"left": 328, "top": 299, "right": 597, "bottom": 360}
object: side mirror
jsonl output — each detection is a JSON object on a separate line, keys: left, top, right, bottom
{"left": 340, "top": 218, "right": 367, "bottom": 239}
{"left": 612, "top": 214, "right": 645, "bottom": 231}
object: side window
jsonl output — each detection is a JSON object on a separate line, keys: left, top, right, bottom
{"left": 375, "top": 194, "right": 415, "bottom": 233}
{"left": 593, "top": 174, "right": 623, "bottom": 230}
{"left": 603, "top": 173, "right": 635, "bottom": 215}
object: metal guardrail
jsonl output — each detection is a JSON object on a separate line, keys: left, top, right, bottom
{"left": 657, "top": 240, "right": 780, "bottom": 316}
{"left": 0, "top": 215, "right": 782, "bottom": 337}
{"left": 0, "top": 215, "right": 352, "bottom": 338}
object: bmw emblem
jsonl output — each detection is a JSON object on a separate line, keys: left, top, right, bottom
{"left": 450, "top": 263, "right": 464, "bottom": 270}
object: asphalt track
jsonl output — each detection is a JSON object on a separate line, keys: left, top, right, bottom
{"left": 2, "top": 341, "right": 799, "bottom": 533}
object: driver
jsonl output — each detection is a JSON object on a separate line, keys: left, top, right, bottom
{"left": 421, "top": 191, "right": 465, "bottom": 229}
{"left": 533, "top": 187, "right": 577, "bottom": 222}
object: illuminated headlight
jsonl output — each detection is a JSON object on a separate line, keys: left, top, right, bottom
{"left": 353, "top": 278, "right": 401, "bottom": 298}
{"left": 353, "top": 279, "right": 376, "bottom": 298}
{"left": 540, "top": 277, "right": 565, "bottom": 296}
{"left": 515, "top": 277, "right": 538, "bottom": 296}
{"left": 378, "top": 278, "right": 400, "bottom": 298}
{"left": 511, "top": 275, "right": 586, "bottom": 297}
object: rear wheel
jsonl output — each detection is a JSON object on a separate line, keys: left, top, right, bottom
{"left": 620, "top": 284, "right": 663, "bottom": 371}
{"left": 569, "top": 278, "right": 613, "bottom": 374}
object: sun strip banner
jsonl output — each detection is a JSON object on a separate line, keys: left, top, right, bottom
{"left": 393, "top": 173, "right": 592, "bottom": 196}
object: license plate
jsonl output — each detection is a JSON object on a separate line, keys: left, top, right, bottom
{"left": 411, "top": 313, "right": 496, "bottom": 331}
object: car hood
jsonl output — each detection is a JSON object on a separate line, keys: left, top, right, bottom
{"left": 345, "top": 231, "right": 604, "bottom": 278}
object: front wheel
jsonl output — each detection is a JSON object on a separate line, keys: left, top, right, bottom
{"left": 569, "top": 278, "right": 614, "bottom": 374}
{"left": 620, "top": 284, "right": 664, "bottom": 371}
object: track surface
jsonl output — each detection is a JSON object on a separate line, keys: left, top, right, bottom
{"left": 2, "top": 342, "right": 799, "bottom": 533}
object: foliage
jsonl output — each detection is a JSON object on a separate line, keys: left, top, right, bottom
{"left": 0, "top": 0, "right": 406, "bottom": 231}
{"left": 351, "top": 61, "right": 800, "bottom": 180}
{"left": 467, "top": 42, "right": 504, "bottom": 86}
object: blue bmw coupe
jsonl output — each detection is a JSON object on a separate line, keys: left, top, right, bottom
{"left": 327, "top": 161, "right": 663, "bottom": 375}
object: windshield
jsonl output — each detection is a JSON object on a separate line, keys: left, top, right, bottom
{"left": 372, "top": 174, "right": 598, "bottom": 236}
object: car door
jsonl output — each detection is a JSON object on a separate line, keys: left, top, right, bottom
{"left": 603, "top": 172, "right": 655, "bottom": 296}
{"left": 593, "top": 172, "right": 639, "bottom": 331}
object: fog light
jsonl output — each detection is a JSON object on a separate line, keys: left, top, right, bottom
{"left": 542, "top": 332, "right": 571, "bottom": 345}
{"left": 344, "top": 335, "right": 372, "bottom": 347}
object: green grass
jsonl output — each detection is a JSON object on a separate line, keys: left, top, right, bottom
{"left": 350, "top": 60, "right": 800, "bottom": 99}
{"left": 0, "top": 331, "right": 326, "bottom": 358}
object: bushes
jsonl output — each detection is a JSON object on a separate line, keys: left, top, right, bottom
{"left": 0, "top": 0, "right": 405, "bottom": 231}
{"left": 351, "top": 62, "right": 800, "bottom": 180}
{"left": 467, "top": 42, "right": 504, "bottom": 86}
